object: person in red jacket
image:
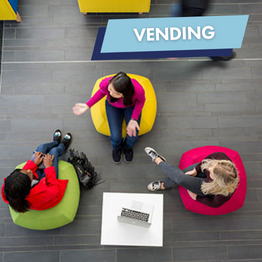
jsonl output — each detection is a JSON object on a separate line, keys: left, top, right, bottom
{"left": 145, "top": 147, "right": 239, "bottom": 208}
{"left": 1, "top": 130, "right": 72, "bottom": 213}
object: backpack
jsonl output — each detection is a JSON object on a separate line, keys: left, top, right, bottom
{"left": 68, "top": 149, "right": 102, "bottom": 190}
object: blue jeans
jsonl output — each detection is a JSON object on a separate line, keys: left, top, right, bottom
{"left": 31, "top": 141, "right": 66, "bottom": 179}
{"left": 105, "top": 100, "right": 141, "bottom": 151}
{"left": 170, "top": 3, "right": 182, "bottom": 17}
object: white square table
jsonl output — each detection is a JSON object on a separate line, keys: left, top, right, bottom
{"left": 101, "top": 192, "right": 163, "bottom": 247}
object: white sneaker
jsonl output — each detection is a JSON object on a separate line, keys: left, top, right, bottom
{"left": 147, "top": 181, "right": 164, "bottom": 191}
{"left": 144, "top": 147, "right": 166, "bottom": 162}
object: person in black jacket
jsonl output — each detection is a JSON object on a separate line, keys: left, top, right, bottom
{"left": 172, "top": 0, "right": 210, "bottom": 17}
{"left": 144, "top": 147, "right": 239, "bottom": 208}
{"left": 171, "top": 0, "right": 236, "bottom": 61}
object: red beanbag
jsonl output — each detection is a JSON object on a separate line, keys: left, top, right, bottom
{"left": 178, "top": 146, "right": 247, "bottom": 215}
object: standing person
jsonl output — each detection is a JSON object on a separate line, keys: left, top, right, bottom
{"left": 1, "top": 130, "right": 72, "bottom": 213}
{"left": 144, "top": 147, "right": 239, "bottom": 207}
{"left": 171, "top": 0, "right": 236, "bottom": 61}
{"left": 73, "top": 72, "right": 145, "bottom": 164}
{"left": 172, "top": 0, "right": 210, "bottom": 17}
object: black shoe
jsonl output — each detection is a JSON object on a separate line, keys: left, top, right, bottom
{"left": 61, "top": 132, "right": 72, "bottom": 151}
{"left": 112, "top": 149, "right": 122, "bottom": 164}
{"left": 124, "top": 148, "right": 133, "bottom": 163}
{"left": 210, "top": 51, "right": 236, "bottom": 62}
{"left": 53, "top": 129, "right": 62, "bottom": 144}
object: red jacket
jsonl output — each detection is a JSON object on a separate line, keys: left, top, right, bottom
{"left": 1, "top": 160, "right": 68, "bottom": 211}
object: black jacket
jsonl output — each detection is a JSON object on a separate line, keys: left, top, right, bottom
{"left": 182, "top": 0, "right": 210, "bottom": 9}
{"left": 181, "top": 0, "right": 211, "bottom": 16}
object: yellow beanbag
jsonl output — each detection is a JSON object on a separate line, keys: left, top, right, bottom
{"left": 90, "top": 74, "right": 157, "bottom": 137}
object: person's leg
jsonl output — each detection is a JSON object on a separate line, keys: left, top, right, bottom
{"left": 210, "top": 51, "right": 236, "bottom": 62}
{"left": 105, "top": 100, "right": 124, "bottom": 163}
{"left": 35, "top": 141, "right": 58, "bottom": 154}
{"left": 123, "top": 106, "right": 141, "bottom": 150}
{"left": 163, "top": 164, "right": 199, "bottom": 188}
{"left": 163, "top": 177, "right": 178, "bottom": 188}
{"left": 49, "top": 143, "right": 66, "bottom": 178}
{"left": 160, "top": 162, "right": 206, "bottom": 196}
{"left": 182, "top": 7, "right": 206, "bottom": 17}
{"left": 122, "top": 106, "right": 141, "bottom": 162}
{"left": 31, "top": 141, "right": 58, "bottom": 162}
{"left": 171, "top": 2, "right": 182, "bottom": 17}
{"left": 31, "top": 142, "right": 58, "bottom": 180}
{"left": 105, "top": 101, "right": 124, "bottom": 151}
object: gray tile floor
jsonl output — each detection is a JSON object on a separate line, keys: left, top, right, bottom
{"left": 1, "top": 0, "right": 262, "bottom": 261}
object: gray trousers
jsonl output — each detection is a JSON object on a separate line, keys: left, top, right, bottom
{"left": 160, "top": 162, "right": 206, "bottom": 197}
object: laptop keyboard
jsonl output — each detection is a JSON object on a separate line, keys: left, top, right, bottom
{"left": 121, "top": 208, "right": 149, "bottom": 222}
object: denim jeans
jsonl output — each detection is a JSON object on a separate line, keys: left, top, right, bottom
{"left": 105, "top": 100, "right": 141, "bottom": 151}
{"left": 31, "top": 141, "right": 66, "bottom": 179}
{"left": 170, "top": 3, "right": 182, "bottom": 17}
{"left": 161, "top": 162, "right": 206, "bottom": 197}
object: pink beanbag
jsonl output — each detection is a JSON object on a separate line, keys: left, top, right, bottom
{"left": 178, "top": 146, "right": 247, "bottom": 215}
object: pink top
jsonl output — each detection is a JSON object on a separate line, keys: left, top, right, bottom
{"left": 86, "top": 77, "right": 146, "bottom": 120}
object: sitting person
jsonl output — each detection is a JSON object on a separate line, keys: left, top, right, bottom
{"left": 1, "top": 130, "right": 72, "bottom": 213}
{"left": 144, "top": 147, "right": 239, "bottom": 207}
{"left": 73, "top": 72, "right": 145, "bottom": 164}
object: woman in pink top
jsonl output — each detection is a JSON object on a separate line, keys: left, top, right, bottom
{"left": 73, "top": 72, "right": 146, "bottom": 163}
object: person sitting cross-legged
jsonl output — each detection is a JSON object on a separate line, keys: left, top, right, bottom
{"left": 1, "top": 130, "right": 72, "bottom": 213}
{"left": 73, "top": 72, "right": 145, "bottom": 164}
{"left": 145, "top": 147, "right": 239, "bottom": 207}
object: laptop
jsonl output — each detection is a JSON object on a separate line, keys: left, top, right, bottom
{"left": 117, "top": 199, "right": 154, "bottom": 228}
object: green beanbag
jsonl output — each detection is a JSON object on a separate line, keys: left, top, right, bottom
{"left": 9, "top": 160, "right": 80, "bottom": 230}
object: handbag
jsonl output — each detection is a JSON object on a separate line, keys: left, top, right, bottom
{"left": 67, "top": 149, "right": 102, "bottom": 190}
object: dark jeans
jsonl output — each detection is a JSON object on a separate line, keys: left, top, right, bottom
{"left": 105, "top": 100, "right": 141, "bottom": 151}
{"left": 171, "top": 3, "right": 206, "bottom": 17}
{"left": 171, "top": 2, "right": 224, "bottom": 61}
{"left": 31, "top": 141, "right": 66, "bottom": 179}
{"left": 160, "top": 162, "right": 206, "bottom": 197}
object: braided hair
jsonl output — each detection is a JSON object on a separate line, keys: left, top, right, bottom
{"left": 4, "top": 169, "right": 31, "bottom": 213}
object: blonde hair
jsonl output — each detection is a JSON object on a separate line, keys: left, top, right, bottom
{"left": 201, "top": 159, "right": 239, "bottom": 196}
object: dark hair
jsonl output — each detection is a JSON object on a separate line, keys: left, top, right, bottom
{"left": 4, "top": 169, "right": 31, "bottom": 213}
{"left": 108, "top": 72, "right": 134, "bottom": 106}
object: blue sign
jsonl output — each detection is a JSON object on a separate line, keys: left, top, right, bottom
{"left": 92, "top": 16, "right": 248, "bottom": 60}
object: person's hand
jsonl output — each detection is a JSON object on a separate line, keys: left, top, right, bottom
{"left": 126, "top": 119, "right": 140, "bottom": 137}
{"left": 187, "top": 190, "right": 197, "bottom": 200}
{"left": 33, "top": 152, "right": 44, "bottom": 165}
{"left": 185, "top": 168, "right": 197, "bottom": 176}
{"left": 43, "top": 154, "right": 54, "bottom": 168}
{"left": 73, "top": 103, "right": 89, "bottom": 116}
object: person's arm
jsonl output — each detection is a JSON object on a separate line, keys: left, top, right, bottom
{"left": 204, "top": 152, "right": 232, "bottom": 161}
{"left": 195, "top": 163, "right": 202, "bottom": 173}
{"left": 130, "top": 79, "right": 146, "bottom": 120}
{"left": 86, "top": 77, "right": 109, "bottom": 108}
{"left": 44, "top": 166, "right": 57, "bottom": 184}
{"left": 126, "top": 80, "right": 146, "bottom": 137}
{"left": 73, "top": 78, "right": 109, "bottom": 116}
{"left": 196, "top": 194, "right": 230, "bottom": 207}
{"left": 86, "top": 89, "right": 106, "bottom": 108}
{"left": 22, "top": 160, "right": 38, "bottom": 173}
{"left": 1, "top": 180, "right": 9, "bottom": 204}
{"left": 42, "top": 154, "right": 57, "bottom": 184}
